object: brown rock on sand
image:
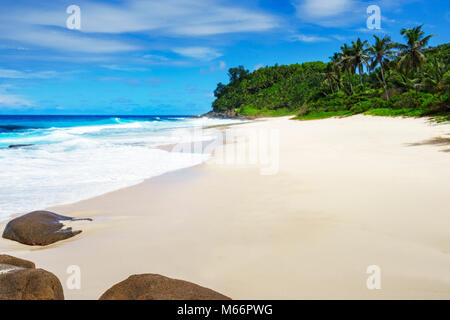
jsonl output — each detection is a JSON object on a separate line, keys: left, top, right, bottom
{"left": 99, "top": 274, "right": 231, "bottom": 300}
{"left": 0, "top": 254, "right": 36, "bottom": 269}
{"left": 0, "top": 255, "right": 64, "bottom": 300}
{"left": 2, "top": 210, "right": 92, "bottom": 246}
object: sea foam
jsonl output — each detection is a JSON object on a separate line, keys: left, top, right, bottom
{"left": 0, "top": 116, "right": 241, "bottom": 221}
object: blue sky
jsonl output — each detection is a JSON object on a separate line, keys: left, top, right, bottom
{"left": 0, "top": 0, "right": 449, "bottom": 115}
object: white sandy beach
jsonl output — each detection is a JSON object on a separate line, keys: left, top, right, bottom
{"left": 1, "top": 115, "right": 449, "bottom": 299}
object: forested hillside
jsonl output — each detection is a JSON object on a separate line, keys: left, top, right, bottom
{"left": 209, "top": 26, "right": 449, "bottom": 121}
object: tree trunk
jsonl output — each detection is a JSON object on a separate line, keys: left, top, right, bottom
{"left": 379, "top": 63, "right": 389, "bottom": 100}
{"left": 359, "top": 66, "right": 363, "bottom": 86}
{"left": 347, "top": 72, "right": 353, "bottom": 94}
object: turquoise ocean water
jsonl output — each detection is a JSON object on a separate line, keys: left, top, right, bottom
{"left": 0, "top": 115, "right": 240, "bottom": 221}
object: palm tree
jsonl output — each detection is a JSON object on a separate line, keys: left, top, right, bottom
{"left": 330, "top": 52, "right": 341, "bottom": 65}
{"left": 397, "top": 25, "right": 434, "bottom": 74}
{"left": 385, "top": 68, "right": 420, "bottom": 91}
{"left": 347, "top": 38, "right": 370, "bottom": 86}
{"left": 339, "top": 44, "right": 355, "bottom": 94}
{"left": 329, "top": 52, "right": 343, "bottom": 91}
{"left": 323, "top": 63, "right": 339, "bottom": 94}
{"left": 368, "top": 35, "right": 397, "bottom": 99}
{"left": 420, "top": 56, "right": 445, "bottom": 92}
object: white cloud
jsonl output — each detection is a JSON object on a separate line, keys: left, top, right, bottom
{"left": 211, "top": 60, "right": 228, "bottom": 71}
{"left": 332, "top": 34, "right": 351, "bottom": 41}
{"left": 0, "top": 0, "right": 279, "bottom": 57}
{"left": 200, "top": 60, "right": 227, "bottom": 73}
{"left": 173, "top": 47, "right": 222, "bottom": 60}
{"left": 142, "top": 54, "right": 169, "bottom": 62}
{"left": 292, "top": 0, "right": 363, "bottom": 27}
{"left": 2, "top": 0, "right": 278, "bottom": 36}
{"left": 0, "top": 84, "right": 33, "bottom": 109}
{"left": 0, "top": 26, "right": 139, "bottom": 53}
{"left": 290, "top": 34, "right": 330, "bottom": 42}
{"left": 0, "top": 93, "right": 32, "bottom": 107}
{"left": 100, "top": 65, "right": 148, "bottom": 72}
{"left": 293, "top": 0, "right": 416, "bottom": 27}
{"left": 141, "top": 54, "right": 188, "bottom": 65}
{"left": 0, "top": 0, "right": 278, "bottom": 55}
{"left": 296, "top": 0, "right": 355, "bottom": 18}
{"left": 253, "top": 63, "right": 264, "bottom": 70}
{"left": 0, "top": 68, "right": 59, "bottom": 79}
{"left": 218, "top": 60, "right": 227, "bottom": 70}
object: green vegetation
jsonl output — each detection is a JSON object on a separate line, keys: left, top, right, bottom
{"left": 212, "top": 62, "right": 326, "bottom": 117}
{"left": 211, "top": 25, "right": 449, "bottom": 121}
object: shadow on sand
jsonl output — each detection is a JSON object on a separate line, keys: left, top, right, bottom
{"left": 406, "top": 134, "right": 450, "bottom": 152}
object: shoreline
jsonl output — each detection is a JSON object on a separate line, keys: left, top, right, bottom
{"left": 0, "top": 119, "right": 247, "bottom": 224}
{"left": 1, "top": 115, "right": 449, "bottom": 299}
